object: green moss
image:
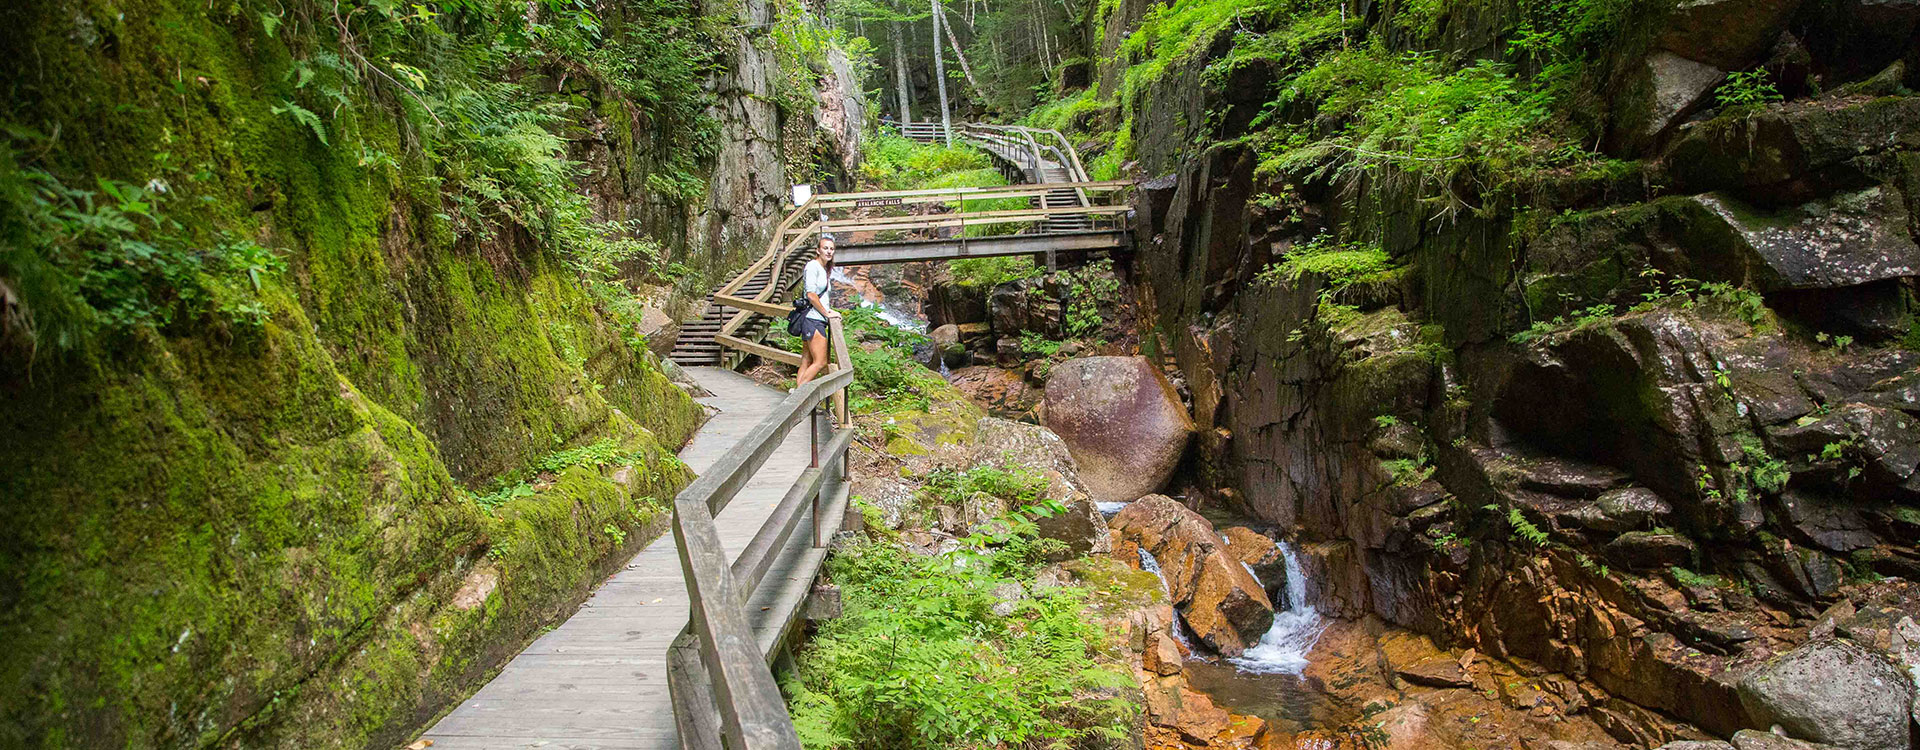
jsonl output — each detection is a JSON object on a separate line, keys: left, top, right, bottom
{"left": 0, "top": 0, "right": 706, "bottom": 745}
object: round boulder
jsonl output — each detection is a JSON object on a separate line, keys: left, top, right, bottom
{"left": 1043, "top": 356, "right": 1194, "bottom": 503}
{"left": 1737, "top": 637, "right": 1913, "bottom": 750}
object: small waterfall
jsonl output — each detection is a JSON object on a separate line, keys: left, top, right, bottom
{"left": 1136, "top": 548, "right": 1198, "bottom": 652}
{"left": 1226, "top": 541, "right": 1325, "bottom": 675}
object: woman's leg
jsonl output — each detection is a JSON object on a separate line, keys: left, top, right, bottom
{"left": 796, "top": 329, "right": 829, "bottom": 384}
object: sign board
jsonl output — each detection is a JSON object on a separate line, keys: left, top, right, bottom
{"left": 791, "top": 183, "right": 813, "bottom": 207}
{"left": 854, "top": 197, "right": 904, "bottom": 208}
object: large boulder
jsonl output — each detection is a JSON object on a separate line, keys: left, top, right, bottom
{"left": 1663, "top": 96, "right": 1920, "bottom": 195}
{"left": 1613, "top": 50, "right": 1724, "bottom": 152}
{"left": 1737, "top": 638, "right": 1913, "bottom": 750}
{"left": 1665, "top": 189, "right": 1920, "bottom": 292}
{"left": 1043, "top": 356, "right": 1195, "bottom": 503}
{"left": 965, "top": 418, "right": 1112, "bottom": 558}
{"left": 1110, "top": 495, "right": 1274, "bottom": 655}
{"left": 1730, "top": 731, "right": 1844, "bottom": 750}
{"left": 1658, "top": 0, "right": 1805, "bottom": 69}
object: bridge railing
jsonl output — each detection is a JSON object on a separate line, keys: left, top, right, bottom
{"left": 792, "top": 180, "right": 1133, "bottom": 244}
{"left": 666, "top": 362, "right": 854, "bottom": 750}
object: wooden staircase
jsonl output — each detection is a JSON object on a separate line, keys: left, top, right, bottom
{"left": 668, "top": 248, "right": 812, "bottom": 367}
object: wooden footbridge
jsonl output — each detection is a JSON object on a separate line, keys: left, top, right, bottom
{"left": 416, "top": 125, "right": 1131, "bottom": 749}
{"left": 668, "top": 122, "right": 1131, "bottom": 368}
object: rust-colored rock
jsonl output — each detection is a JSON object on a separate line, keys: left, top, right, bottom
{"left": 1044, "top": 356, "right": 1195, "bottom": 503}
{"left": 1112, "top": 495, "right": 1275, "bottom": 655}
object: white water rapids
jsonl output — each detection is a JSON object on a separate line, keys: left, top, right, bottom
{"left": 1137, "top": 542, "right": 1324, "bottom": 673}
{"left": 1226, "top": 541, "right": 1326, "bottom": 675}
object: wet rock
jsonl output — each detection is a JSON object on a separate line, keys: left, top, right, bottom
{"left": 1857, "top": 371, "right": 1920, "bottom": 417}
{"left": 1665, "top": 97, "right": 1920, "bottom": 194}
{"left": 924, "top": 267, "right": 988, "bottom": 327}
{"left": 1767, "top": 280, "right": 1914, "bottom": 341}
{"left": 1396, "top": 655, "right": 1474, "bottom": 688}
{"left": 1730, "top": 731, "right": 1844, "bottom": 750}
{"left": 1737, "top": 638, "right": 1913, "bottom": 750}
{"left": 1109, "top": 495, "right": 1274, "bottom": 655}
{"left": 1043, "top": 356, "right": 1195, "bottom": 503}
{"left": 1769, "top": 403, "right": 1920, "bottom": 491}
{"left": 1667, "top": 189, "right": 1920, "bottom": 292}
{"left": 1606, "top": 532, "right": 1699, "bottom": 570}
{"left": 947, "top": 366, "right": 1040, "bottom": 420}
{"left": 926, "top": 324, "right": 968, "bottom": 369}
{"left": 1144, "top": 630, "right": 1183, "bottom": 676}
{"left": 1660, "top": 741, "right": 1738, "bottom": 750}
{"left": 1511, "top": 455, "right": 1632, "bottom": 497}
{"left": 1576, "top": 487, "right": 1673, "bottom": 532}
{"left": 1032, "top": 497, "right": 1113, "bottom": 561}
{"left": 1220, "top": 526, "right": 1287, "bottom": 599}
{"left": 1658, "top": 0, "right": 1805, "bottom": 69}
{"left": 1621, "top": 51, "right": 1725, "bottom": 148}
{"left": 1778, "top": 490, "right": 1877, "bottom": 552}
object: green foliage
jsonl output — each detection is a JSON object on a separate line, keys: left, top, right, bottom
{"left": 1667, "top": 565, "right": 1732, "bottom": 590}
{"left": 1487, "top": 505, "right": 1550, "bottom": 546}
{"left": 1255, "top": 232, "right": 1397, "bottom": 290}
{"left": 834, "top": 306, "right": 941, "bottom": 415}
{"left": 1382, "top": 457, "right": 1435, "bottom": 487}
{"left": 860, "top": 134, "right": 997, "bottom": 191}
{"left": 1715, "top": 69, "right": 1784, "bottom": 109}
{"left": 785, "top": 512, "right": 1132, "bottom": 748}
{"left": 469, "top": 437, "right": 676, "bottom": 512}
{"left": 0, "top": 133, "right": 288, "bottom": 349}
{"left": 919, "top": 465, "right": 1051, "bottom": 507}
{"left": 1062, "top": 259, "right": 1121, "bottom": 339}
{"left": 948, "top": 255, "right": 1044, "bottom": 289}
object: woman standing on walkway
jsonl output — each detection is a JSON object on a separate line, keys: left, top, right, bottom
{"left": 795, "top": 235, "right": 839, "bottom": 385}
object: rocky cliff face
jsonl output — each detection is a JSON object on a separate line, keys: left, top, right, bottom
{"left": 1103, "top": 0, "right": 1920, "bottom": 744}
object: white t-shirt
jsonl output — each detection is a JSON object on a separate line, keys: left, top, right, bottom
{"left": 803, "top": 259, "right": 831, "bottom": 321}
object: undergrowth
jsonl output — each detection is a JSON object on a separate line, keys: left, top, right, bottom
{"left": 785, "top": 502, "right": 1133, "bottom": 749}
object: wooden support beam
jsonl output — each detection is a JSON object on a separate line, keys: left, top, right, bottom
{"left": 716, "top": 334, "right": 802, "bottom": 367}
{"left": 835, "top": 230, "right": 1127, "bottom": 265}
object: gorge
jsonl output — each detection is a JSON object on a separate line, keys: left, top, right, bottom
{"left": 5, "top": 0, "right": 1920, "bottom": 747}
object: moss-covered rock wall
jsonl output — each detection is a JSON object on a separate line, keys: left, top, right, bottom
{"left": 0, "top": 0, "right": 843, "bottom": 744}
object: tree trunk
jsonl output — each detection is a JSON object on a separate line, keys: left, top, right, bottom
{"left": 938, "top": 4, "right": 982, "bottom": 96}
{"left": 930, "top": 0, "right": 952, "bottom": 144}
{"left": 890, "top": 20, "right": 913, "bottom": 124}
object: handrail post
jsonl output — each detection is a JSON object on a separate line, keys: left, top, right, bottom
{"left": 827, "top": 316, "right": 851, "bottom": 427}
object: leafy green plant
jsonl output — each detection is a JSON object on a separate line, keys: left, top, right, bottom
{"left": 785, "top": 505, "right": 1131, "bottom": 749}
{"left": 949, "top": 255, "right": 1045, "bottom": 290}
{"left": 1487, "top": 505, "right": 1550, "bottom": 546}
{"left": 0, "top": 133, "right": 289, "bottom": 351}
{"left": 1715, "top": 69, "right": 1783, "bottom": 109}
{"left": 1255, "top": 232, "right": 1396, "bottom": 290}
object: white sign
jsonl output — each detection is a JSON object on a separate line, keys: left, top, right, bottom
{"left": 791, "top": 183, "right": 813, "bottom": 206}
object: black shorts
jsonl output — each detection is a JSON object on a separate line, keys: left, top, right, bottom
{"left": 796, "top": 316, "right": 829, "bottom": 341}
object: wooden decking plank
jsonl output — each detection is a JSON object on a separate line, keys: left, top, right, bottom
{"left": 418, "top": 367, "right": 826, "bottom": 748}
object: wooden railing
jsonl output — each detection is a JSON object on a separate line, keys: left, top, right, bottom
{"left": 786, "top": 180, "right": 1131, "bottom": 244}
{"left": 666, "top": 365, "right": 853, "bottom": 750}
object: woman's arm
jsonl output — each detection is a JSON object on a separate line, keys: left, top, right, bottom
{"left": 806, "top": 290, "right": 838, "bottom": 318}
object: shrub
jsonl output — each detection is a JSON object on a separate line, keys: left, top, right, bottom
{"left": 786, "top": 507, "right": 1133, "bottom": 749}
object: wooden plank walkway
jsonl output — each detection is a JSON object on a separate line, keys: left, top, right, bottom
{"left": 419, "top": 367, "right": 837, "bottom": 750}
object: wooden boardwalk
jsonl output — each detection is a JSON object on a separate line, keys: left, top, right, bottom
{"left": 419, "top": 367, "right": 841, "bottom": 749}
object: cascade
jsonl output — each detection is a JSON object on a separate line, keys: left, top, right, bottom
{"left": 1226, "top": 541, "right": 1324, "bottom": 675}
{"left": 1136, "top": 548, "right": 1198, "bottom": 652}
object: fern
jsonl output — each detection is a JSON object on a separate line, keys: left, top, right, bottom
{"left": 270, "top": 100, "right": 329, "bottom": 145}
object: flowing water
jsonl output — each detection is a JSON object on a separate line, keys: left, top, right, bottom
{"left": 1136, "top": 548, "right": 1198, "bottom": 651}
{"left": 1226, "top": 541, "right": 1326, "bottom": 675}
{"left": 1171, "top": 538, "right": 1345, "bottom": 732}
